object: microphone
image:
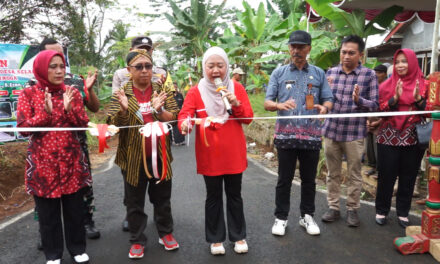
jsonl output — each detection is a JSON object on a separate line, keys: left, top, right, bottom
{"left": 214, "top": 78, "right": 233, "bottom": 115}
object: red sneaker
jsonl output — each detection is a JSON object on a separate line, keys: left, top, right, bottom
{"left": 128, "top": 244, "right": 144, "bottom": 259}
{"left": 159, "top": 234, "right": 179, "bottom": 250}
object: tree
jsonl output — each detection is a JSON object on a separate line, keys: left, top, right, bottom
{"left": 217, "top": 2, "right": 290, "bottom": 88}
{"left": 103, "top": 21, "right": 131, "bottom": 74}
{"left": 306, "top": 0, "right": 403, "bottom": 63}
{"left": 161, "top": 0, "right": 227, "bottom": 74}
{"left": 269, "top": 0, "right": 305, "bottom": 19}
{"left": 0, "top": 0, "right": 64, "bottom": 43}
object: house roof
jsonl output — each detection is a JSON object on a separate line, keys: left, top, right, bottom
{"left": 367, "top": 40, "right": 402, "bottom": 58}
{"left": 340, "top": 0, "right": 436, "bottom": 11}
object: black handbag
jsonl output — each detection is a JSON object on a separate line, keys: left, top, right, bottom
{"left": 415, "top": 118, "right": 433, "bottom": 149}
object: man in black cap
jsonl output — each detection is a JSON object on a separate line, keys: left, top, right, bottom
{"left": 265, "top": 30, "right": 333, "bottom": 236}
{"left": 112, "top": 36, "right": 153, "bottom": 93}
{"left": 112, "top": 36, "right": 173, "bottom": 94}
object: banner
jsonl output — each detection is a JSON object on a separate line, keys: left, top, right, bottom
{"left": 0, "top": 44, "right": 39, "bottom": 101}
{"left": 0, "top": 43, "right": 71, "bottom": 142}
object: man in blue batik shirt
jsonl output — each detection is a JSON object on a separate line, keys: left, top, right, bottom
{"left": 265, "top": 30, "right": 333, "bottom": 237}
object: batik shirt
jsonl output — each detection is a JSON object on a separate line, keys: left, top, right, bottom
{"left": 266, "top": 63, "right": 333, "bottom": 150}
{"left": 17, "top": 85, "right": 91, "bottom": 198}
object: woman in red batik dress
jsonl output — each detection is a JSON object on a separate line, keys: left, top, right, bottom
{"left": 375, "top": 49, "right": 430, "bottom": 229}
{"left": 17, "top": 50, "right": 91, "bottom": 264}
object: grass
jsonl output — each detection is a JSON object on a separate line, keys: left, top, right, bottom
{"left": 247, "top": 92, "right": 277, "bottom": 118}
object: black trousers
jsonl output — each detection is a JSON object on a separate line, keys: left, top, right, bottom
{"left": 275, "top": 148, "right": 320, "bottom": 220}
{"left": 375, "top": 144, "right": 425, "bottom": 217}
{"left": 82, "top": 185, "right": 95, "bottom": 225}
{"left": 365, "top": 132, "right": 378, "bottom": 168}
{"left": 203, "top": 174, "right": 246, "bottom": 243}
{"left": 34, "top": 189, "right": 86, "bottom": 261}
{"left": 123, "top": 165, "right": 173, "bottom": 245}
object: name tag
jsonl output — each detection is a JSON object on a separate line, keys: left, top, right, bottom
{"left": 285, "top": 80, "right": 295, "bottom": 90}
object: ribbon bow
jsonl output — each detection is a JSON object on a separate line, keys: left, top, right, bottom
{"left": 88, "top": 122, "right": 119, "bottom": 153}
{"left": 197, "top": 117, "right": 226, "bottom": 147}
{"left": 139, "top": 121, "right": 170, "bottom": 183}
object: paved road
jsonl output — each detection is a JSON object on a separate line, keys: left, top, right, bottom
{"left": 0, "top": 134, "right": 435, "bottom": 264}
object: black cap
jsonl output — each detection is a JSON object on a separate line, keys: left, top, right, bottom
{"left": 374, "top": 64, "right": 387, "bottom": 73}
{"left": 288, "top": 30, "right": 311, "bottom": 45}
{"left": 131, "top": 36, "right": 153, "bottom": 49}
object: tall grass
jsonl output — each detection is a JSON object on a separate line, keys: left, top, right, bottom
{"left": 247, "top": 92, "right": 277, "bottom": 118}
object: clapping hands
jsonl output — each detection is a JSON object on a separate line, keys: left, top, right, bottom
{"left": 63, "top": 86, "right": 74, "bottom": 112}
{"left": 394, "top": 79, "right": 403, "bottom": 101}
{"left": 44, "top": 87, "right": 52, "bottom": 114}
{"left": 413, "top": 79, "right": 422, "bottom": 101}
{"left": 116, "top": 89, "right": 128, "bottom": 112}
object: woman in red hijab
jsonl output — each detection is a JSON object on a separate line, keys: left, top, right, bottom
{"left": 374, "top": 49, "right": 428, "bottom": 228}
{"left": 17, "top": 50, "right": 91, "bottom": 264}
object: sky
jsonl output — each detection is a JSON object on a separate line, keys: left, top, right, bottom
{"left": 105, "top": 0, "right": 263, "bottom": 37}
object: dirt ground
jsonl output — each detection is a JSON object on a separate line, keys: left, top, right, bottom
{"left": 0, "top": 137, "right": 118, "bottom": 222}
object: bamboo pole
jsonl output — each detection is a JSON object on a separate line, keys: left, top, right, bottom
{"left": 431, "top": 0, "right": 440, "bottom": 74}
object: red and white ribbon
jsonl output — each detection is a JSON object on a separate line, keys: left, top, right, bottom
{"left": 88, "top": 122, "right": 119, "bottom": 153}
{"left": 197, "top": 117, "right": 227, "bottom": 147}
{"left": 96, "top": 124, "right": 109, "bottom": 153}
{"left": 139, "top": 121, "right": 170, "bottom": 182}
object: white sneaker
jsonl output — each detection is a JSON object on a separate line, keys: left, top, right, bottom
{"left": 299, "top": 214, "right": 321, "bottom": 235}
{"left": 234, "top": 240, "right": 248, "bottom": 254}
{"left": 73, "top": 253, "right": 89, "bottom": 263}
{"left": 46, "top": 260, "right": 61, "bottom": 264}
{"left": 272, "top": 218, "right": 288, "bottom": 236}
{"left": 210, "top": 243, "right": 225, "bottom": 255}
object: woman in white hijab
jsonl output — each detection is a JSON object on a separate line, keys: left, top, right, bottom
{"left": 179, "top": 47, "right": 253, "bottom": 255}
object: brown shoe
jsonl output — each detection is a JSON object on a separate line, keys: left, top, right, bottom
{"left": 346, "top": 210, "right": 360, "bottom": 227}
{"left": 321, "top": 209, "right": 340, "bottom": 222}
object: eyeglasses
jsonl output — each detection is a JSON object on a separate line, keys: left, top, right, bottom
{"left": 129, "top": 63, "right": 153, "bottom": 71}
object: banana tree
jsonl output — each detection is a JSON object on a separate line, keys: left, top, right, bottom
{"left": 267, "top": 0, "right": 305, "bottom": 19}
{"left": 238, "top": 2, "right": 340, "bottom": 74}
{"left": 217, "top": 2, "right": 294, "bottom": 88}
{"left": 306, "top": 0, "right": 404, "bottom": 61}
{"left": 163, "top": 0, "right": 226, "bottom": 75}
{"left": 104, "top": 21, "right": 130, "bottom": 72}
{"left": 246, "top": 71, "right": 270, "bottom": 94}
{"left": 171, "top": 64, "right": 199, "bottom": 92}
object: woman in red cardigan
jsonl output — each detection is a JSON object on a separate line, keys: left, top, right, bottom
{"left": 375, "top": 49, "right": 429, "bottom": 228}
{"left": 17, "top": 50, "right": 90, "bottom": 264}
{"left": 178, "top": 47, "right": 253, "bottom": 255}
